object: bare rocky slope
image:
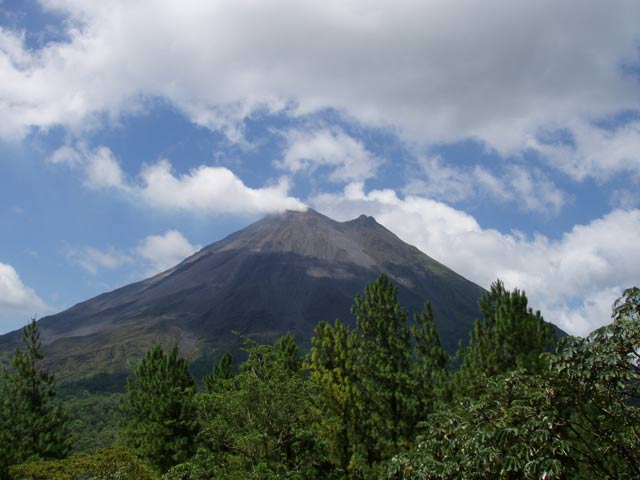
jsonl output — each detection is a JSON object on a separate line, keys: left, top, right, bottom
{"left": 0, "top": 209, "right": 487, "bottom": 383}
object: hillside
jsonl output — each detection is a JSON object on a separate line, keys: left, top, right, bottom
{"left": 0, "top": 209, "right": 486, "bottom": 382}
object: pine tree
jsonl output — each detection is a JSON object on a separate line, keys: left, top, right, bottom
{"left": 204, "top": 352, "right": 233, "bottom": 393}
{"left": 308, "top": 319, "right": 358, "bottom": 473}
{"left": 309, "top": 275, "right": 449, "bottom": 475}
{"left": 274, "top": 332, "right": 302, "bottom": 372}
{"left": 351, "top": 274, "right": 414, "bottom": 467}
{"left": 0, "top": 319, "right": 70, "bottom": 479}
{"left": 196, "top": 337, "right": 324, "bottom": 478}
{"left": 455, "top": 280, "right": 556, "bottom": 396}
{"left": 411, "top": 301, "right": 449, "bottom": 413}
{"left": 120, "top": 344, "right": 197, "bottom": 472}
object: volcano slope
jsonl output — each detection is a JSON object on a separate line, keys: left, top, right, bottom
{"left": 0, "top": 209, "right": 487, "bottom": 383}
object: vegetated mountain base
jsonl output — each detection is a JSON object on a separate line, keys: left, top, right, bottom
{"left": 1, "top": 279, "right": 638, "bottom": 479}
{"left": 0, "top": 209, "right": 487, "bottom": 387}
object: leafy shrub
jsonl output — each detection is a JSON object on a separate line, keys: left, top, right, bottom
{"left": 9, "top": 447, "right": 157, "bottom": 480}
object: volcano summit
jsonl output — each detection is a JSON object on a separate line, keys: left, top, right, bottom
{"left": 0, "top": 209, "right": 486, "bottom": 380}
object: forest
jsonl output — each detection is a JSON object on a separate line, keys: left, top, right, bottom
{"left": 0, "top": 276, "right": 638, "bottom": 479}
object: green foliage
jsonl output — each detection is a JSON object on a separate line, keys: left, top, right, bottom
{"left": 203, "top": 352, "right": 233, "bottom": 394}
{"left": 455, "top": 280, "right": 556, "bottom": 396}
{"left": 120, "top": 345, "right": 197, "bottom": 473}
{"left": 411, "top": 302, "right": 450, "bottom": 411}
{"left": 389, "top": 370, "right": 569, "bottom": 480}
{"left": 194, "top": 338, "right": 328, "bottom": 479}
{"left": 308, "top": 319, "right": 358, "bottom": 474}
{"left": 308, "top": 275, "right": 448, "bottom": 476}
{"left": 547, "top": 286, "right": 640, "bottom": 478}
{"left": 274, "top": 333, "right": 302, "bottom": 372}
{"left": 8, "top": 446, "right": 157, "bottom": 480}
{"left": 390, "top": 286, "right": 640, "bottom": 480}
{"left": 0, "top": 319, "right": 70, "bottom": 479}
{"left": 161, "top": 449, "right": 221, "bottom": 480}
{"left": 8, "top": 280, "right": 637, "bottom": 480}
{"left": 350, "top": 275, "right": 417, "bottom": 465}
{"left": 64, "top": 392, "right": 122, "bottom": 452}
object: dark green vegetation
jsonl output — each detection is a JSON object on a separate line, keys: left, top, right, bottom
{"left": 0, "top": 320, "right": 70, "bottom": 480}
{"left": 2, "top": 278, "right": 639, "bottom": 479}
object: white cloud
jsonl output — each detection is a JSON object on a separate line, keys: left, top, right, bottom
{"left": 0, "top": 262, "right": 51, "bottom": 328}
{"left": 0, "top": 0, "right": 637, "bottom": 177}
{"left": 610, "top": 189, "right": 640, "bottom": 209}
{"left": 48, "top": 144, "right": 83, "bottom": 166}
{"left": 405, "top": 156, "right": 566, "bottom": 213}
{"left": 312, "top": 183, "right": 640, "bottom": 336}
{"left": 83, "top": 146, "right": 127, "bottom": 190}
{"left": 278, "top": 128, "right": 379, "bottom": 182}
{"left": 530, "top": 121, "right": 640, "bottom": 182}
{"left": 48, "top": 144, "right": 305, "bottom": 214}
{"left": 136, "top": 230, "right": 201, "bottom": 275}
{"left": 507, "top": 165, "right": 566, "bottom": 213}
{"left": 65, "top": 245, "right": 133, "bottom": 275}
{"left": 138, "top": 159, "right": 306, "bottom": 214}
{"left": 66, "top": 230, "right": 200, "bottom": 277}
{"left": 85, "top": 147, "right": 125, "bottom": 190}
{"left": 48, "top": 144, "right": 127, "bottom": 190}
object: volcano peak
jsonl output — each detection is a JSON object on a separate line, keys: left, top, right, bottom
{"left": 0, "top": 210, "right": 486, "bottom": 380}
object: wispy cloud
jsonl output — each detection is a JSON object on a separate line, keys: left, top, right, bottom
{"left": 278, "top": 128, "right": 379, "bottom": 183}
{"left": 405, "top": 156, "right": 566, "bottom": 214}
{"left": 0, "top": 262, "right": 51, "bottom": 329}
{"left": 66, "top": 230, "right": 201, "bottom": 277}
{"left": 135, "top": 230, "right": 201, "bottom": 275}
{"left": 65, "top": 245, "right": 133, "bottom": 275}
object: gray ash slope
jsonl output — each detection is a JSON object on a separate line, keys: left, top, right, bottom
{"left": 0, "top": 209, "right": 486, "bottom": 379}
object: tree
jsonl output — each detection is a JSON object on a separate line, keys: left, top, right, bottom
{"left": 308, "top": 275, "right": 448, "bottom": 476}
{"left": 454, "top": 280, "right": 555, "bottom": 396}
{"left": 389, "top": 369, "right": 569, "bottom": 480}
{"left": 410, "top": 302, "right": 449, "bottom": 413}
{"left": 308, "top": 319, "right": 359, "bottom": 474}
{"left": 274, "top": 333, "right": 302, "bottom": 372}
{"left": 390, "top": 287, "right": 640, "bottom": 480}
{"left": 195, "top": 337, "right": 326, "bottom": 479}
{"left": 120, "top": 344, "right": 197, "bottom": 473}
{"left": 8, "top": 447, "right": 156, "bottom": 480}
{"left": 0, "top": 319, "right": 70, "bottom": 479}
{"left": 548, "top": 286, "right": 640, "bottom": 478}
{"left": 204, "top": 352, "right": 233, "bottom": 394}
{"left": 351, "top": 275, "right": 416, "bottom": 466}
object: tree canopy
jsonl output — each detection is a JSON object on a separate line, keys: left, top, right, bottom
{"left": 0, "top": 319, "right": 70, "bottom": 479}
{"left": 6, "top": 281, "right": 640, "bottom": 480}
{"left": 120, "top": 344, "right": 198, "bottom": 472}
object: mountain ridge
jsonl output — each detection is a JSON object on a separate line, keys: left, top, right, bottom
{"left": 0, "top": 209, "right": 487, "bottom": 382}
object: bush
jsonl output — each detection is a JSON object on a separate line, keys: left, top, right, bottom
{"left": 9, "top": 447, "right": 157, "bottom": 480}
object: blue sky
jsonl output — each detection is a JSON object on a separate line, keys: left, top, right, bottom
{"left": 0, "top": 0, "right": 639, "bottom": 336}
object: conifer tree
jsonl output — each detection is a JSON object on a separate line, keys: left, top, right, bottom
{"left": 308, "top": 319, "right": 358, "bottom": 473}
{"left": 274, "top": 332, "right": 302, "bottom": 372}
{"left": 196, "top": 337, "right": 323, "bottom": 478}
{"left": 309, "top": 275, "right": 449, "bottom": 476}
{"left": 411, "top": 301, "right": 449, "bottom": 412}
{"left": 351, "top": 274, "right": 414, "bottom": 466}
{"left": 121, "top": 344, "right": 197, "bottom": 472}
{"left": 455, "top": 280, "right": 556, "bottom": 396}
{"left": 204, "top": 351, "right": 232, "bottom": 393}
{"left": 0, "top": 319, "right": 70, "bottom": 479}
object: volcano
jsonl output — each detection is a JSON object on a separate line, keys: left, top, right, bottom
{"left": 0, "top": 209, "right": 486, "bottom": 382}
